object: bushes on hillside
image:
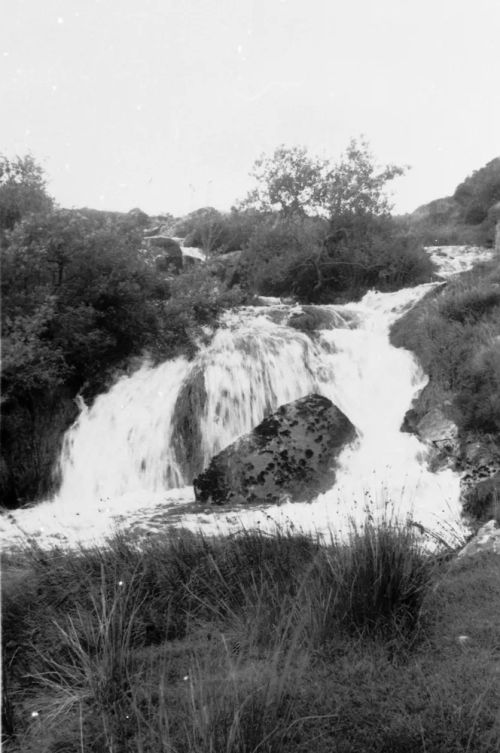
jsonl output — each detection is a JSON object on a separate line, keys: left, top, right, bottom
{"left": 175, "top": 207, "right": 262, "bottom": 255}
{"left": 391, "top": 262, "right": 500, "bottom": 436}
{"left": 408, "top": 157, "right": 500, "bottom": 246}
{"left": 240, "top": 214, "right": 435, "bottom": 302}
{"left": 0, "top": 202, "right": 249, "bottom": 506}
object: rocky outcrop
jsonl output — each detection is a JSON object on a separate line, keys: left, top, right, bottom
{"left": 193, "top": 394, "right": 356, "bottom": 506}
{"left": 171, "top": 367, "right": 207, "bottom": 482}
{"left": 459, "top": 519, "right": 500, "bottom": 557}
{"left": 461, "top": 466, "right": 500, "bottom": 522}
{"left": 208, "top": 249, "right": 243, "bottom": 286}
{"left": 143, "top": 236, "right": 183, "bottom": 273}
{"left": 402, "top": 402, "right": 460, "bottom": 472}
{"left": 288, "top": 306, "right": 356, "bottom": 334}
{"left": 401, "top": 391, "right": 500, "bottom": 518}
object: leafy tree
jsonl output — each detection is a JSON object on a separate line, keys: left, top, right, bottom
{"left": 0, "top": 154, "right": 53, "bottom": 231}
{"left": 327, "top": 138, "right": 406, "bottom": 219}
{"left": 240, "top": 145, "right": 330, "bottom": 217}
{"left": 237, "top": 139, "right": 426, "bottom": 301}
{"left": 240, "top": 140, "right": 405, "bottom": 222}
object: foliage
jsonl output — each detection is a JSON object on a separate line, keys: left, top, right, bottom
{"left": 1, "top": 209, "right": 163, "bottom": 398}
{"left": 454, "top": 157, "right": 500, "bottom": 224}
{"left": 4, "top": 522, "right": 500, "bottom": 752}
{"left": 235, "top": 140, "right": 427, "bottom": 301}
{"left": 407, "top": 156, "right": 500, "bottom": 246}
{"left": 159, "top": 265, "right": 250, "bottom": 356}
{"left": 327, "top": 137, "right": 406, "bottom": 218}
{"left": 0, "top": 154, "right": 53, "bottom": 231}
{"left": 0, "top": 170, "right": 250, "bottom": 505}
{"left": 240, "top": 139, "right": 405, "bottom": 222}
{"left": 176, "top": 206, "right": 264, "bottom": 255}
{"left": 241, "top": 214, "right": 435, "bottom": 302}
{"left": 391, "top": 259, "right": 500, "bottom": 436}
{"left": 240, "top": 145, "right": 331, "bottom": 216}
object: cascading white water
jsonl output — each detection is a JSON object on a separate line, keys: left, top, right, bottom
{"left": 56, "top": 358, "right": 191, "bottom": 504}
{"left": 1, "top": 245, "right": 492, "bottom": 549}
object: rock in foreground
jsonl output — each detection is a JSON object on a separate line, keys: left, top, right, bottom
{"left": 193, "top": 394, "right": 356, "bottom": 506}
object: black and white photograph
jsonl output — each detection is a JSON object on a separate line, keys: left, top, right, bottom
{"left": 1, "top": 1, "right": 500, "bottom": 750}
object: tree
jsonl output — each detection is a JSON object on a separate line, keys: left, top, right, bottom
{"left": 240, "top": 145, "right": 330, "bottom": 217}
{"left": 240, "top": 139, "right": 406, "bottom": 223}
{"left": 0, "top": 154, "right": 53, "bottom": 231}
{"left": 327, "top": 138, "right": 406, "bottom": 219}
{"left": 239, "top": 141, "right": 429, "bottom": 302}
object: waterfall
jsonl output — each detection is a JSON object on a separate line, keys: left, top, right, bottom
{"left": 1, "top": 246, "right": 491, "bottom": 549}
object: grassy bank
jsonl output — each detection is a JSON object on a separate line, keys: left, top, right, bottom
{"left": 2, "top": 522, "right": 500, "bottom": 752}
{"left": 391, "top": 256, "right": 500, "bottom": 438}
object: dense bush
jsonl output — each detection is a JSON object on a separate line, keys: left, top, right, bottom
{"left": 240, "top": 214, "right": 435, "bottom": 302}
{"left": 407, "top": 157, "right": 500, "bottom": 246}
{"left": 175, "top": 206, "right": 263, "bottom": 254}
{"left": 0, "top": 194, "right": 249, "bottom": 505}
{"left": 454, "top": 158, "right": 500, "bottom": 220}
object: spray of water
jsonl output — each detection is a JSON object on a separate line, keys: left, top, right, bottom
{"left": 1, "top": 246, "right": 492, "bottom": 549}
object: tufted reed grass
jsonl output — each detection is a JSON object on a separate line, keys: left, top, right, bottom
{"left": 2, "top": 517, "right": 499, "bottom": 752}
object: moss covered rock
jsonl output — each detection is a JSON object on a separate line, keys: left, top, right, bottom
{"left": 193, "top": 393, "right": 356, "bottom": 506}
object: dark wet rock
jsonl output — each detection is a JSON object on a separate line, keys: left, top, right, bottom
{"left": 171, "top": 367, "right": 207, "bottom": 481}
{"left": 401, "top": 385, "right": 500, "bottom": 517}
{"left": 401, "top": 398, "right": 460, "bottom": 472}
{"left": 182, "top": 253, "right": 202, "bottom": 269}
{"left": 288, "top": 306, "right": 353, "bottom": 334}
{"left": 193, "top": 393, "right": 356, "bottom": 506}
{"left": 208, "top": 249, "right": 243, "bottom": 285}
{"left": 1, "top": 391, "right": 79, "bottom": 508}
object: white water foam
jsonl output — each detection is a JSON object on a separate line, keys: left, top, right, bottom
{"left": 1, "top": 245, "right": 493, "bottom": 550}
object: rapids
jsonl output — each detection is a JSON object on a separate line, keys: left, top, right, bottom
{"left": 0, "top": 245, "right": 492, "bottom": 549}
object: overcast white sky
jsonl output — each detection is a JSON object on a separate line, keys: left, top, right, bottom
{"left": 1, "top": 0, "right": 499, "bottom": 217}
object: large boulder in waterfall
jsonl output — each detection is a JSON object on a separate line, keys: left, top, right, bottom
{"left": 193, "top": 394, "right": 356, "bottom": 506}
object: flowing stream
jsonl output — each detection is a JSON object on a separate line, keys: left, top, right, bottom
{"left": 1, "top": 246, "right": 492, "bottom": 549}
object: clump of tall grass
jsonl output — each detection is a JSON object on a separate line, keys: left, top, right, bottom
{"left": 302, "top": 518, "right": 435, "bottom": 647}
{"left": 1, "top": 517, "right": 438, "bottom": 752}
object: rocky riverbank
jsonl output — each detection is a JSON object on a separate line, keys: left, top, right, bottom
{"left": 391, "top": 249, "right": 500, "bottom": 526}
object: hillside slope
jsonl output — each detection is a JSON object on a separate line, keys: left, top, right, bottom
{"left": 407, "top": 157, "right": 500, "bottom": 246}
{"left": 391, "top": 255, "right": 500, "bottom": 522}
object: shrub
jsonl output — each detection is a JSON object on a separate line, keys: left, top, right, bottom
{"left": 462, "top": 474, "right": 500, "bottom": 523}
{"left": 1, "top": 206, "right": 251, "bottom": 506}
{"left": 241, "top": 214, "right": 434, "bottom": 302}
{"left": 176, "top": 207, "right": 263, "bottom": 255}
{"left": 391, "top": 260, "right": 500, "bottom": 436}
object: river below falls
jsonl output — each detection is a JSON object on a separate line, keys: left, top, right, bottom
{"left": 1, "top": 246, "right": 494, "bottom": 551}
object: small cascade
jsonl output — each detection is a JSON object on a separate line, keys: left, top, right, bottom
{"left": 55, "top": 359, "right": 191, "bottom": 505}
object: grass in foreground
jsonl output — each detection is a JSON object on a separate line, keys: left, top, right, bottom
{"left": 2, "top": 520, "right": 500, "bottom": 752}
